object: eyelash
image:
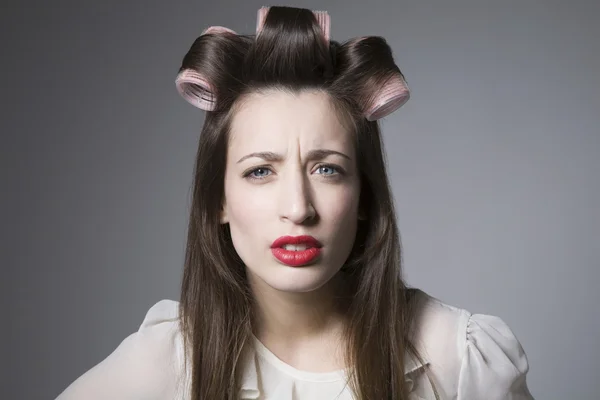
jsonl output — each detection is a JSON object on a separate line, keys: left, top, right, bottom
{"left": 243, "top": 164, "right": 344, "bottom": 181}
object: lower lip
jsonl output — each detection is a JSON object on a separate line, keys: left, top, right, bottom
{"left": 271, "top": 247, "right": 322, "bottom": 267}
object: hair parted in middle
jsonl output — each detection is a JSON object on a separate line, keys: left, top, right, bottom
{"left": 175, "top": 5, "right": 437, "bottom": 400}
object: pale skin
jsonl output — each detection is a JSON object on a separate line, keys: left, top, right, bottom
{"left": 220, "top": 89, "right": 361, "bottom": 373}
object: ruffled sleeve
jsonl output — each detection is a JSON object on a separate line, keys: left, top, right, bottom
{"left": 55, "top": 300, "right": 185, "bottom": 400}
{"left": 457, "top": 313, "right": 534, "bottom": 400}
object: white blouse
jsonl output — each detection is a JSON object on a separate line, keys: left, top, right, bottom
{"left": 55, "top": 290, "right": 534, "bottom": 399}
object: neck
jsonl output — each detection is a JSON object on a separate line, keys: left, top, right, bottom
{"left": 248, "top": 271, "right": 349, "bottom": 345}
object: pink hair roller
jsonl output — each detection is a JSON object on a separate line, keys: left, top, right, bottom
{"left": 365, "top": 74, "right": 410, "bottom": 121}
{"left": 201, "top": 26, "right": 237, "bottom": 36}
{"left": 175, "top": 69, "right": 217, "bottom": 111}
{"left": 175, "top": 26, "right": 237, "bottom": 111}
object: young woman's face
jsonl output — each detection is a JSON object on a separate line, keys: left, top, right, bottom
{"left": 222, "top": 90, "right": 361, "bottom": 293}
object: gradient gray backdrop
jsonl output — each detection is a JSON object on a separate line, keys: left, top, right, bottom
{"left": 3, "top": 1, "right": 599, "bottom": 399}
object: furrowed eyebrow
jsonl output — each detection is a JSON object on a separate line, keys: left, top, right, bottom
{"left": 236, "top": 149, "right": 351, "bottom": 164}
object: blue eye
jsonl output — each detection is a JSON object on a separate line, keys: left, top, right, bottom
{"left": 248, "top": 167, "right": 272, "bottom": 179}
{"left": 316, "top": 165, "right": 339, "bottom": 175}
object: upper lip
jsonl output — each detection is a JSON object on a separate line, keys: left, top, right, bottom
{"left": 271, "top": 235, "right": 322, "bottom": 249}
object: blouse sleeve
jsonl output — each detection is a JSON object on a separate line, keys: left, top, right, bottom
{"left": 457, "top": 313, "right": 534, "bottom": 400}
{"left": 55, "top": 300, "right": 183, "bottom": 400}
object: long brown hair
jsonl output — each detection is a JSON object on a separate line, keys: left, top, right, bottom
{"left": 177, "top": 6, "right": 433, "bottom": 399}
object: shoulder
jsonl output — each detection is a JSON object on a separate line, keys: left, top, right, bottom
{"left": 408, "top": 289, "right": 533, "bottom": 399}
{"left": 134, "top": 299, "right": 184, "bottom": 369}
{"left": 56, "top": 300, "right": 186, "bottom": 400}
{"left": 138, "top": 299, "right": 181, "bottom": 342}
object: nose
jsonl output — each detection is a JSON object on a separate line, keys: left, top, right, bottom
{"left": 278, "top": 168, "right": 317, "bottom": 225}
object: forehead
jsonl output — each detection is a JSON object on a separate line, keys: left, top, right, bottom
{"left": 229, "top": 89, "right": 352, "bottom": 152}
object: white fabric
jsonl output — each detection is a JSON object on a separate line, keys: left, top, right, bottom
{"left": 55, "top": 290, "right": 533, "bottom": 399}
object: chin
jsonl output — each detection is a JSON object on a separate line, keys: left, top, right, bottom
{"left": 252, "top": 264, "right": 341, "bottom": 293}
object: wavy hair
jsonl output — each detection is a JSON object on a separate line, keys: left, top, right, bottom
{"left": 175, "top": 6, "right": 435, "bottom": 399}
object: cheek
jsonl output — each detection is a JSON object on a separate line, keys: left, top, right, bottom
{"left": 316, "top": 184, "right": 360, "bottom": 265}
{"left": 226, "top": 179, "right": 273, "bottom": 220}
{"left": 319, "top": 183, "right": 360, "bottom": 225}
{"left": 224, "top": 178, "right": 274, "bottom": 253}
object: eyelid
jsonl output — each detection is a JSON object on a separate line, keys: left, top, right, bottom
{"left": 242, "top": 164, "right": 273, "bottom": 179}
{"left": 314, "top": 163, "right": 345, "bottom": 175}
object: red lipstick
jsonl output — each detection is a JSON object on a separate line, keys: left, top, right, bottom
{"left": 270, "top": 235, "right": 322, "bottom": 267}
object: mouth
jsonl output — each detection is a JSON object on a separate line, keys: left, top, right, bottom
{"left": 271, "top": 235, "right": 322, "bottom": 249}
{"left": 270, "top": 235, "right": 322, "bottom": 267}
{"left": 279, "top": 244, "right": 315, "bottom": 251}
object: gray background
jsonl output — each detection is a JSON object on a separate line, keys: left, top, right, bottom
{"left": 2, "top": 0, "right": 598, "bottom": 399}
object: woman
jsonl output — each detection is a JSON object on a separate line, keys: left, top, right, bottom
{"left": 56, "top": 6, "right": 533, "bottom": 400}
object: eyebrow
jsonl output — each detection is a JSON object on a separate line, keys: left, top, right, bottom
{"left": 236, "top": 149, "right": 351, "bottom": 164}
